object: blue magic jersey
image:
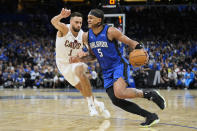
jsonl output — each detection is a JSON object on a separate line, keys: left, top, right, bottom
{"left": 88, "top": 25, "right": 135, "bottom": 89}
{"left": 88, "top": 25, "right": 122, "bottom": 70}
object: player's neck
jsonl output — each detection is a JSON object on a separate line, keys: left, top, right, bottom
{"left": 70, "top": 27, "right": 79, "bottom": 38}
{"left": 92, "top": 25, "right": 104, "bottom": 35}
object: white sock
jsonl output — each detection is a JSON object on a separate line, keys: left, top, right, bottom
{"left": 94, "top": 97, "right": 100, "bottom": 106}
{"left": 86, "top": 96, "right": 94, "bottom": 107}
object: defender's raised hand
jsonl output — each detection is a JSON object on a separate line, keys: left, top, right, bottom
{"left": 60, "top": 8, "right": 71, "bottom": 18}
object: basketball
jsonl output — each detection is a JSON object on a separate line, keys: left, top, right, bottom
{"left": 129, "top": 49, "right": 149, "bottom": 67}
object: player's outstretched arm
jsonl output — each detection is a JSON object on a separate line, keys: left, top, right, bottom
{"left": 108, "top": 27, "right": 141, "bottom": 49}
{"left": 80, "top": 32, "right": 96, "bottom": 62}
{"left": 69, "top": 32, "right": 96, "bottom": 64}
{"left": 51, "top": 8, "right": 71, "bottom": 35}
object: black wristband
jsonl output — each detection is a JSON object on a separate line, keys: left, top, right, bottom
{"left": 135, "top": 44, "right": 143, "bottom": 49}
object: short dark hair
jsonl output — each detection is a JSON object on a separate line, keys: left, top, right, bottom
{"left": 70, "top": 12, "right": 83, "bottom": 18}
{"left": 89, "top": 9, "right": 104, "bottom": 18}
{"left": 89, "top": 9, "right": 104, "bottom": 24}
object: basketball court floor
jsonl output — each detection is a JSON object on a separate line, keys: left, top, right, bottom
{"left": 0, "top": 88, "right": 196, "bottom": 131}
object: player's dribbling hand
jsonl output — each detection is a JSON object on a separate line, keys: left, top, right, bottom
{"left": 60, "top": 8, "right": 71, "bottom": 18}
{"left": 77, "top": 51, "right": 88, "bottom": 58}
{"left": 143, "top": 49, "right": 149, "bottom": 64}
{"left": 69, "top": 56, "right": 81, "bottom": 63}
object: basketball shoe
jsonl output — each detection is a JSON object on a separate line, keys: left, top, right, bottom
{"left": 88, "top": 103, "right": 99, "bottom": 117}
{"left": 140, "top": 113, "right": 160, "bottom": 127}
{"left": 143, "top": 90, "right": 166, "bottom": 110}
{"left": 94, "top": 99, "right": 111, "bottom": 119}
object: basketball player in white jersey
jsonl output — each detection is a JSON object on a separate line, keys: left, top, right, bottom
{"left": 51, "top": 8, "right": 110, "bottom": 118}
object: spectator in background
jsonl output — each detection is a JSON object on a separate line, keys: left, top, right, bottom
{"left": 2, "top": 68, "right": 9, "bottom": 80}
{"left": 176, "top": 75, "right": 184, "bottom": 89}
{"left": 135, "top": 69, "right": 147, "bottom": 88}
{"left": 0, "top": 70, "right": 4, "bottom": 88}
{"left": 43, "top": 66, "right": 54, "bottom": 88}
{"left": 24, "top": 66, "right": 31, "bottom": 88}
{"left": 30, "top": 66, "right": 40, "bottom": 88}
{"left": 4, "top": 74, "right": 14, "bottom": 88}
{"left": 184, "top": 68, "right": 195, "bottom": 89}
{"left": 35, "top": 76, "right": 44, "bottom": 88}
{"left": 152, "top": 61, "right": 161, "bottom": 87}
{"left": 194, "top": 72, "right": 197, "bottom": 88}
{"left": 15, "top": 74, "right": 25, "bottom": 88}
{"left": 10, "top": 69, "right": 17, "bottom": 82}
{"left": 53, "top": 68, "right": 63, "bottom": 88}
{"left": 0, "top": 61, "right": 3, "bottom": 69}
{"left": 168, "top": 67, "right": 177, "bottom": 88}
{"left": 7, "top": 62, "right": 14, "bottom": 71}
{"left": 160, "top": 67, "right": 170, "bottom": 89}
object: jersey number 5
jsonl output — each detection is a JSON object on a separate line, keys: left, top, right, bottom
{"left": 97, "top": 48, "right": 103, "bottom": 57}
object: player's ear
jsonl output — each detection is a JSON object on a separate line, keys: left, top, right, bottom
{"left": 70, "top": 16, "right": 75, "bottom": 23}
{"left": 97, "top": 18, "right": 102, "bottom": 26}
{"left": 98, "top": 18, "right": 102, "bottom": 23}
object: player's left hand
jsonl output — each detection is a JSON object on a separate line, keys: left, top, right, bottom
{"left": 142, "top": 49, "right": 149, "bottom": 64}
{"left": 77, "top": 51, "right": 88, "bottom": 58}
{"left": 69, "top": 56, "right": 81, "bottom": 63}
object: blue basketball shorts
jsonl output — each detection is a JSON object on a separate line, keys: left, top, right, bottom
{"left": 102, "top": 63, "right": 135, "bottom": 89}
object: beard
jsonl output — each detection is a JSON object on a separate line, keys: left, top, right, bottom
{"left": 72, "top": 26, "right": 80, "bottom": 32}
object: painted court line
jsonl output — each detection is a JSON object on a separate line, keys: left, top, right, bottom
{"left": 1, "top": 110, "right": 197, "bottom": 130}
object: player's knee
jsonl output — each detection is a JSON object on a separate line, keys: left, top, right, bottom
{"left": 75, "top": 66, "right": 85, "bottom": 77}
{"left": 113, "top": 78, "right": 127, "bottom": 99}
{"left": 114, "top": 89, "right": 126, "bottom": 99}
{"left": 113, "top": 86, "right": 126, "bottom": 99}
{"left": 107, "top": 87, "right": 123, "bottom": 106}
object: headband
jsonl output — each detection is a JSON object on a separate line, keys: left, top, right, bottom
{"left": 88, "top": 10, "right": 103, "bottom": 19}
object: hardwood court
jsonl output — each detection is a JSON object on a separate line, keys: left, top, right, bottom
{"left": 0, "top": 88, "right": 197, "bottom": 131}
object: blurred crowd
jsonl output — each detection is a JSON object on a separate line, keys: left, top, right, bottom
{"left": 0, "top": 5, "right": 196, "bottom": 89}
{"left": 131, "top": 40, "right": 197, "bottom": 89}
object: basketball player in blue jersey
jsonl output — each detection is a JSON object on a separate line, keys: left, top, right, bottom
{"left": 70, "top": 9, "right": 166, "bottom": 127}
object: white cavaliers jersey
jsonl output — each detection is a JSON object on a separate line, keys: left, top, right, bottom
{"left": 55, "top": 24, "right": 83, "bottom": 64}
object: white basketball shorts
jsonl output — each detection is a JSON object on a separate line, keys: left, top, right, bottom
{"left": 56, "top": 59, "right": 88, "bottom": 86}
